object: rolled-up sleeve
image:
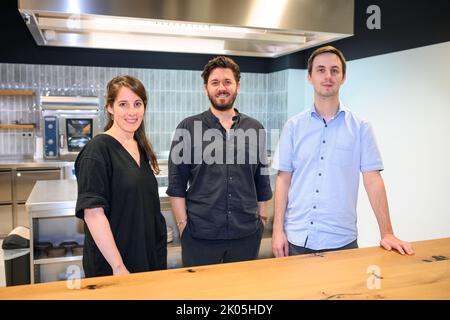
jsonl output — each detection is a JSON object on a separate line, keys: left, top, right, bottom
{"left": 75, "top": 157, "right": 110, "bottom": 219}
{"left": 166, "top": 123, "right": 190, "bottom": 197}
{"left": 254, "top": 163, "right": 272, "bottom": 201}
{"left": 360, "top": 121, "right": 384, "bottom": 172}
{"left": 254, "top": 127, "right": 272, "bottom": 201}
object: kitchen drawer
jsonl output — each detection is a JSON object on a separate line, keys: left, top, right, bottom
{"left": 0, "top": 204, "right": 13, "bottom": 236}
{"left": 15, "top": 168, "right": 61, "bottom": 202}
{"left": 0, "top": 170, "right": 12, "bottom": 203}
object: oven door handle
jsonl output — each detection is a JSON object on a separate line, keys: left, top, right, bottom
{"left": 59, "top": 134, "right": 65, "bottom": 149}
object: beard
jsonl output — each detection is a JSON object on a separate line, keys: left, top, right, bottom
{"left": 207, "top": 90, "right": 238, "bottom": 111}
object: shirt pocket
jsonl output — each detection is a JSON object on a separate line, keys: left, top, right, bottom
{"left": 331, "top": 144, "right": 354, "bottom": 167}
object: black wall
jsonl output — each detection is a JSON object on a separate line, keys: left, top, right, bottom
{"left": 1, "top": 0, "right": 449, "bottom": 73}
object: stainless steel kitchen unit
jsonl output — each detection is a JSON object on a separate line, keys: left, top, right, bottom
{"left": 26, "top": 180, "right": 82, "bottom": 283}
{"left": 0, "top": 161, "right": 74, "bottom": 236}
{"left": 25, "top": 179, "right": 178, "bottom": 283}
{"left": 41, "top": 96, "right": 100, "bottom": 161}
{"left": 0, "top": 169, "right": 13, "bottom": 236}
{"left": 14, "top": 168, "right": 62, "bottom": 228}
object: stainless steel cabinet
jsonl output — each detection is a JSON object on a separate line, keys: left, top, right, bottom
{"left": 16, "top": 204, "right": 28, "bottom": 229}
{"left": 0, "top": 204, "right": 13, "bottom": 236}
{"left": 0, "top": 166, "right": 63, "bottom": 235}
{"left": 13, "top": 168, "right": 62, "bottom": 229}
{"left": 27, "top": 180, "right": 84, "bottom": 283}
{"left": 0, "top": 170, "right": 12, "bottom": 203}
{"left": 0, "top": 170, "right": 13, "bottom": 237}
{"left": 15, "top": 169, "right": 62, "bottom": 202}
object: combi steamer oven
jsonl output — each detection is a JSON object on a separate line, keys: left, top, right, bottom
{"left": 40, "top": 96, "right": 100, "bottom": 160}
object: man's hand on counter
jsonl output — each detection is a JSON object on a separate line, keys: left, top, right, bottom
{"left": 380, "top": 233, "right": 415, "bottom": 255}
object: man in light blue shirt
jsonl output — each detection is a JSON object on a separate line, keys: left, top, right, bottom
{"left": 272, "top": 46, "right": 414, "bottom": 256}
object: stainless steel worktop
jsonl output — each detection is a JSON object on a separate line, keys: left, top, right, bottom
{"left": 25, "top": 179, "right": 169, "bottom": 212}
{"left": 0, "top": 159, "right": 74, "bottom": 169}
{"left": 0, "top": 159, "right": 168, "bottom": 185}
{"left": 0, "top": 158, "right": 167, "bottom": 169}
{"left": 26, "top": 180, "right": 77, "bottom": 212}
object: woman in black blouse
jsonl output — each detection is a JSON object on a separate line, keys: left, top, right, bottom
{"left": 75, "top": 75, "right": 167, "bottom": 277}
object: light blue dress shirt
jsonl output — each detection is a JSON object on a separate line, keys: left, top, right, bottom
{"left": 272, "top": 105, "right": 384, "bottom": 250}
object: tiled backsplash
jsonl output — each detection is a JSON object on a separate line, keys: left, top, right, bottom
{"left": 0, "top": 63, "right": 288, "bottom": 157}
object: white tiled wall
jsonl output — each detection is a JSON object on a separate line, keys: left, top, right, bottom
{"left": 0, "top": 63, "right": 289, "bottom": 157}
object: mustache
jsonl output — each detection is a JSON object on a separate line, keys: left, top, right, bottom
{"left": 208, "top": 91, "right": 237, "bottom": 110}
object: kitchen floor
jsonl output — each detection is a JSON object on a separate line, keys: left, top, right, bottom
{"left": 0, "top": 240, "right": 6, "bottom": 287}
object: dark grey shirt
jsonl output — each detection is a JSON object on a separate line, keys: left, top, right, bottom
{"left": 167, "top": 109, "right": 272, "bottom": 240}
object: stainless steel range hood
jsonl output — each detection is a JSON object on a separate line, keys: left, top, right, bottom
{"left": 18, "top": 0, "right": 354, "bottom": 58}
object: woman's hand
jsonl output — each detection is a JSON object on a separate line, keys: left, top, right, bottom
{"left": 113, "top": 264, "right": 130, "bottom": 275}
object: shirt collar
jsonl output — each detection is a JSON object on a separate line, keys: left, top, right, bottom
{"left": 309, "top": 103, "right": 347, "bottom": 120}
{"left": 204, "top": 107, "right": 243, "bottom": 126}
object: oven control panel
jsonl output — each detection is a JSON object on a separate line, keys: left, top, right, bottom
{"left": 44, "top": 116, "right": 58, "bottom": 158}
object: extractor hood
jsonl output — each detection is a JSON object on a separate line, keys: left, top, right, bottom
{"left": 18, "top": 0, "right": 354, "bottom": 58}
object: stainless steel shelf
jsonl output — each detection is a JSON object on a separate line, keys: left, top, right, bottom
{"left": 31, "top": 208, "right": 75, "bottom": 218}
{"left": 34, "top": 255, "right": 82, "bottom": 265}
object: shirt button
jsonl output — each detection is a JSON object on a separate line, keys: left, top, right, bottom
{"left": 318, "top": 173, "right": 322, "bottom": 176}
{"left": 320, "top": 156, "right": 324, "bottom": 160}
{"left": 310, "top": 221, "right": 314, "bottom": 225}
{"left": 313, "top": 206, "right": 316, "bottom": 209}
{"left": 316, "top": 190, "right": 319, "bottom": 193}
{"left": 229, "top": 177, "right": 233, "bottom": 180}
{"left": 228, "top": 193, "right": 231, "bottom": 198}
{"left": 322, "top": 140, "right": 326, "bottom": 143}
{"left": 325, "top": 124, "right": 328, "bottom": 127}
{"left": 228, "top": 211, "right": 231, "bottom": 214}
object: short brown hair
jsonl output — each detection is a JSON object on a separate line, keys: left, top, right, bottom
{"left": 201, "top": 56, "right": 241, "bottom": 84}
{"left": 307, "top": 46, "right": 346, "bottom": 76}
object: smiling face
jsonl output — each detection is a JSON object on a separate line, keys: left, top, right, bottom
{"left": 107, "top": 86, "right": 145, "bottom": 136}
{"left": 308, "top": 52, "right": 346, "bottom": 99}
{"left": 205, "top": 68, "right": 240, "bottom": 111}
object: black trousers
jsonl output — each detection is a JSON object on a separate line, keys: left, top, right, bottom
{"left": 288, "top": 239, "right": 358, "bottom": 256}
{"left": 181, "top": 221, "right": 264, "bottom": 268}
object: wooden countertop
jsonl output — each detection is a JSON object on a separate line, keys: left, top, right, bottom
{"left": 1, "top": 237, "right": 449, "bottom": 300}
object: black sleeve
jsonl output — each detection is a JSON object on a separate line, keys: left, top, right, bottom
{"left": 254, "top": 126, "right": 273, "bottom": 202}
{"left": 166, "top": 121, "right": 190, "bottom": 197}
{"left": 75, "top": 156, "right": 110, "bottom": 219}
{"left": 254, "top": 163, "right": 273, "bottom": 201}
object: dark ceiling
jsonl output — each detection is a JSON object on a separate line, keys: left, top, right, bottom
{"left": 1, "top": 0, "right": 449, "bottom": 72}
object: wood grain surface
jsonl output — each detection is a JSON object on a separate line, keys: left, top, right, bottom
{"left": 0, "top": 237, "right": 449, "bottom": 300}
{"left": 0, "top": 90, "right": 34, "bottom": 96}
{"left": 0, "top": 124, "right": 35, "bottom": 129}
